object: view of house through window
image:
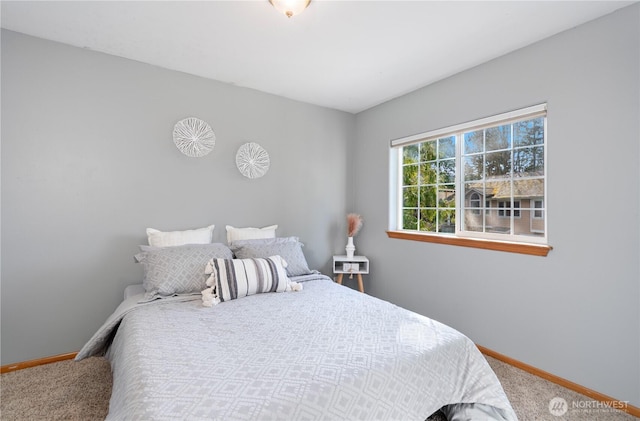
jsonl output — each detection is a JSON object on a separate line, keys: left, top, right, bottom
{"left": 391, "top": 104, "right": 547, "bottom": 245}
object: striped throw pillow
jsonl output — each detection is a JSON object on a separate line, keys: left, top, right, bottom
{"left": 206, "top": 256, "right": 290, "bottom": 303}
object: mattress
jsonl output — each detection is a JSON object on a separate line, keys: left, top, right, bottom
{"left": 123, "top": 283, "right": 145, "bottom": 300}
{"left": 77, "top": 275, "right": 517, "bottom": 420}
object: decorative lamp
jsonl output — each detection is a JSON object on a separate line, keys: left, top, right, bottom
{"left": 269, "top": 0, "right": 311, "bottom": 18}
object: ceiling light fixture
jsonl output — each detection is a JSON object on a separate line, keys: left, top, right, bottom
{"left": 269, "top": 0, "right": 311, "bottom": 18}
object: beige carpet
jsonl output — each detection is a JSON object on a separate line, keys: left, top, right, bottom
{"left": 0, "top": 355, "right": 636, "bottom": 420}
{"left": 1, "top": 356, "right": 111, "bottom": 420}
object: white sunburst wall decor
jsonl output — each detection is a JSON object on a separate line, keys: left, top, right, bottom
{"left": 236, "top": 142, "right": 270, "bottom": 179}
{"left": 173, "top": 117, "right": 216, "bottom": 157}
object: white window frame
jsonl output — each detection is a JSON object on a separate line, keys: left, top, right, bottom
{"left": 389, "top": 104, "right": 548, "bottom": 246}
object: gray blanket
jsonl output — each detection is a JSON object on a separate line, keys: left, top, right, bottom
{"left": 77, "top": 276, "right": 517, "bottom": 420}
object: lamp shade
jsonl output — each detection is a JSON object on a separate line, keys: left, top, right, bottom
{"left": 269, "top": 0, "right": 311, "bottom": 18}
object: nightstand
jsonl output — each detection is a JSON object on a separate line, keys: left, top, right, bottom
{"left": 333, "top": 255, "right": 369, "bottom": 293}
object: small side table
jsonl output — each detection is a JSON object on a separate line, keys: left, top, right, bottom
{"left": 333, "top": 255, "right": 369, "bottom": 293}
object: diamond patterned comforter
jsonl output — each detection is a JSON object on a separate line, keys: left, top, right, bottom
{"left": 77, "top": 276, "right": 517, "bottom": 420}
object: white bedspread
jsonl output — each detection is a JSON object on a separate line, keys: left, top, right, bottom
{"left": 77, "top": 277, "right": 517, "bottom": 420}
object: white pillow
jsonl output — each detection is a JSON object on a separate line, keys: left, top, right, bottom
{"left": 225, "top": 224, "right": 277, "bottom": 244}
{"left": 147, "top": 224, "right": 215, "bottom": 247}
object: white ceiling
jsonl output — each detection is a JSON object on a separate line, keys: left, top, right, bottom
{"left": 1, "top": 1, "right": 634, "bottom": 114}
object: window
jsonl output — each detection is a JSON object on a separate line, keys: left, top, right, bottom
{"left": 389, "top": 104, "right": 548, "bottom": 252}
{"left": 533, "top": 200, "right": 544, "bottom": 219}
{"left": 399, "top": 136, "right": 456, "bottom": 233}
{"left": 470, "top": 193, "right": 481, "bottom": 215}
{"left": 498, "top": 201, "right": 507, "bottom": 217}
{"left": 498, "top": 200, "right": 520, "bottom": 218}
{"left": 531, "top": 199, "right": 544, "bottom": 234}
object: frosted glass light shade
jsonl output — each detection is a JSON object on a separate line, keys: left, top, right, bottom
{"left": 269, "top": 0, "right": 311, "bottom": 18}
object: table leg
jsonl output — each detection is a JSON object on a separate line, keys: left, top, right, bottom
{"left": 336, "top": 273, "right": 343, "bottom": 285}
{"left": 357, "top": 274, "right": 364, "bottom": 293}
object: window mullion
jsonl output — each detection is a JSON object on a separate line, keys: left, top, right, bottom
{"left": 435, "top": 140, "right": 439, "bottom": 232}
{"left": 397, "top": 148, "right": 403, "bottom": 230}
{"left": 455, "top": 133, "right": 462, "bottom": 235}
{"left": 510, "top": 124, "right": 515, "bottom": 235}
{"left": 417, "top": 149, "right": 421, "bottom": 231}
{"left": 482, "top": 129, "right": 487, "bottom": 234}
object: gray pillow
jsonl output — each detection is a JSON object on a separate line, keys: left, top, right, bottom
{"left": 135, "top": 243, "right": 233, "bottom": 300}
{"left": 230, "top": 237, "right": 312, "bottom": 277}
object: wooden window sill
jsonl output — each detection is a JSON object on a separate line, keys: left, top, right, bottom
{"left": 386, "top": 230, "right": 552, "bottom": 256}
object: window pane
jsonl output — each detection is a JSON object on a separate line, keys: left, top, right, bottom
{"left": 497, "top": 201, "right": 508, "bottom": 217}
{"left": 438, "top": 185, "right": 455, "bottom": 208}
{"left": 485, "top": 150, "right": 511, "bottom": 177}
{"left": 470, "top": 192, "right": 481, "bottom": 210}
{"left": 420, "top": 162, "right": 438, "bottom": 184}
{"left": 403, "top": 186, "right": 418, "bottom": 207}
{"left": 464, "top": 130, "right": 483, "bottom": 154}
{"left": 513, "top": 178, "right": 544, "bottom": 201}
{"left": 514, "top": 146, "right": 544, "bottom": 176}
{"left": 531, "top": 200, "right": 545, "bottom": 234}
{"left": 403, "top": 209, "right": 418, "bottom": 230}
{"left": 439, "top": 159, "right": 455, "bottom": 183}
{"left": 438, "top": 210, "right": 456, "bottom": 233}
{"left": 515, "top": 201, "right": 543, "bottom": 236}
{"left": 463, "top": 209, "right": 484, "bottom": 232}
{"left": 534, "top": 200, "right": 544, "bottom": 218}
{"left": 464, "top": 156, "right": 484, "bottom": 181}
{"left": 419, "top": 208, "right": 437, "bottom": 232}
{"left": 514, "top": 117, "right": 544, "bottom": 146}
{"left": 420, "top": 141, "right": 437, "bottom": 162}
{"left": 464, "top": 184, "right": 479, "bottom": 206}
{"left": 403, "top": 144, "right": 419, "bottom": 164}
{"left": 486, "top": 206, "right": 499, "bottom": 222}
{"left": 486, "top": 125, "right": 511, "bottom": 151}
{"left": 438, "top": 136, "right": 456, "bottom": 159}
{"left": 486, "top": 222, "right": 511, "bottom": 235}
{"left": 485, "top": 179, "right": 510, "bottom": 200}
{"left": 420, "top": 186, "right": 436, "bottom": 207}
{"left": 403, "top": 164, "right": 418, "bottom": 186}
{"left": 530, "top": 220, "right": 545, "bottom": 235}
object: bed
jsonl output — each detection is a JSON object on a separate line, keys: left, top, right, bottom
{"left": 76, "top": 233, "right": 517, "bottom": 421}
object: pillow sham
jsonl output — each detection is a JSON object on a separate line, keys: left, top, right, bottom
{"left": 135, "top": 243, "right": 233, "bottom": 300}
{"left": 230, "top": 237, "right": 312, "bottom": 277}
{"left": 146, "top": 224, "right": 215, "bottom": 247}
{"left": 204, "top": 256, "right": 290, "bottom": 304}
{"left": 225, "top": 224, "right": 277, "bottom": 244}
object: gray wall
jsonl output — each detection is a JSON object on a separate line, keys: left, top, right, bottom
{"left": 353, "top": 4, "right": 639, "bottom": 406}
{"left": 1, "top": 30, "right": 354, "bottom": 364}
{"left": 2, "top": 3, "right": 639, "bottom": 409}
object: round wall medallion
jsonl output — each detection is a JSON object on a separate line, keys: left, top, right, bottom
{"left": 173, "top": 117, "right": 215, "bottom": 157}
{"left": 236, "top": 142, "right": 270, "bottom": 179}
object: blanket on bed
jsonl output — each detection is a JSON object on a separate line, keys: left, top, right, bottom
{"left": 77, "top": 276, "right": 517, "bottom": 421}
